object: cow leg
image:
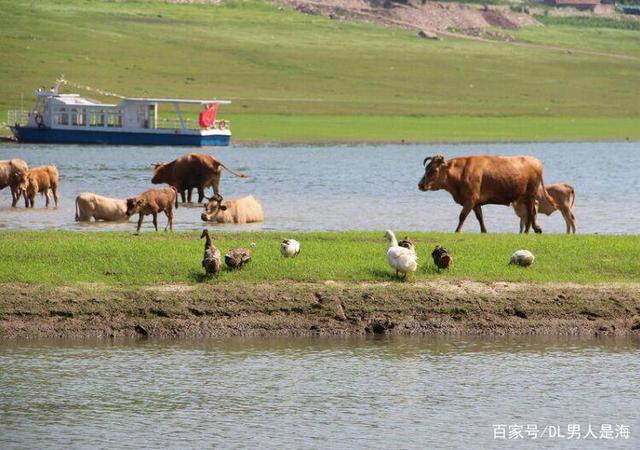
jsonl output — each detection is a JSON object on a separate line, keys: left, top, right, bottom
{"left": 211, "top": 170, "right": 222, "bottom": 198}
{"left": 52, "top": 185, "right": 59, "bottom": 208}
{"left": 197, "top": 186, "right": 204, "bottom": 204}
{"left": 187, "top": 187, "right": 193, "bottom": 203}
{"left": 455, "top": 204, "right": 473, "bottom": 233}
{"left": 519, "top": 216, "right": 526, "bottom": 234}
{"left": 473, "top": 206, "right": 488, "bottom": 233}
{"left": 164, "top": 209, "right": 173, "bottom": 232}
{"left": 152, "top": 212, "right": 158, "bottom": 231}
{"left": 10, "top": 187, "right": 20, "bottom": 207}
{"left": 180, "top": 189, "right": 186, "bottom": 204}
{"left": 45, "top": 189, "right": 51, "bottom": 208}
{"left": 527, "top": 198, "right": 542, "bottom": 234}
{"left": 560, "top": 208, "right": 577, "bottom": 234}
{"left": 136, "top": 213, "right": 144, "bottom": 232}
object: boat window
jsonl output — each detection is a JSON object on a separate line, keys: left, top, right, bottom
{"left": 89, "top": 110, "right": 104, "bottom": 127}
{"left": 54, "top": 108, "right": 69, "bottom": 126}
{"left": 107, "top": 112, "right": 122, "bottom": 128}
{"left": 71, "top": 108, "right": 86, "bottom": 126}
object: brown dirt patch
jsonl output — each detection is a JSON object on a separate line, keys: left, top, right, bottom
{"left": 1, "top": 281, "right": 639, "bottom": 339}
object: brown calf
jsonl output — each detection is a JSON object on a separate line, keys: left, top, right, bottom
{"left": 125, "top": 187, "right": 177, "bottom": 232}
{"left": 18, "top": 165, "right": 60, "bottom": 208}
{"left": 513, "top": 183, "right": 576, "bottom": 234}
{"left": 0, "top": 159, "right": 28, "bottom": 207}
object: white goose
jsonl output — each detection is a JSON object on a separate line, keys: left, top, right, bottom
{"left": 510, "top": 249, "right": 535, "bottom": 267}
{"left": 280, "top": 239, "right": 301, "bottom": 258}
{"left": 384, "top": 230, "right": 418, "bottom": 279}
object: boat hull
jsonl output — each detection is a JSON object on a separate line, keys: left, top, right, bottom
{"left": 10, "top": 126, "right": 230, "bottom": 146}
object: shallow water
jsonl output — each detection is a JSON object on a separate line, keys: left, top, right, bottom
{"left": 0, "top": 141, "right": 638, "bottom": 233}
{"left": 0, "top": 336, "right": 638, "bottom": 449}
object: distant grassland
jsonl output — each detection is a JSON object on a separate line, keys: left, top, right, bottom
{"left": 0, "top": 0, "right": 639, "bottom": 142}
{"left": 535, "top": 15, "right": 640, "bottom": 31}
{"left": 0, "top": 231, "right": 638, "bottom": 285}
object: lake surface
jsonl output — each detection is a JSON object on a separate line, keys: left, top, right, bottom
{"left": 0, "top": 336, "right": 638, "bottom": 449}
{"left": 0, "top": 142, "right": 638, "bottom": 233}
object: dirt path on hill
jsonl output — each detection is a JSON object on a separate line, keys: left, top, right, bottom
{"left": 277, "top": 0, "right": 639, "bottom": 61}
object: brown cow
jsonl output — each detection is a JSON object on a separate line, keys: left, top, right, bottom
{"left": 17, "top": 165, "right": 60, "bottom": 208}
{"left": 418, "top": 154, "right": 555, "bottom": 233}
{"left": 125, "top": 187, "right": 177, "bottom": 232}
{"left": 151, "top": 153, "right": 248, "bottom": 206}
{"left": 512, "top": 183, "right": 576, "bottom": 234}
{"left": 0, "top": 159, "right": 28, "bottom": 207}
{"left": 201, "top": 195, "right": 264, "bottom": 223}
{"left": 75, "top": 192, "right": 129, "bottom": 222}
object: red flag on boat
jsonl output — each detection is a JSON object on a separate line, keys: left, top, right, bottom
{"left": 199, "top": 103, "right": 218, "bottom": 128}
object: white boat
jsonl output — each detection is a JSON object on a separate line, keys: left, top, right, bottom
{"left": 8, "top": 78, "right": 232, "bottom": 146}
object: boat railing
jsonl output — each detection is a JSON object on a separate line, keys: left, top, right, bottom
{"left": 7, "top": 110, "right": 30, "bottom": 126}
{"left": 155, "top": 118, "right": 230, "bottom": 131}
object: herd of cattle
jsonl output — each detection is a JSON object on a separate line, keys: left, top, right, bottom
{"left": 1, "top": 152, "right": 575, "bottom": 233}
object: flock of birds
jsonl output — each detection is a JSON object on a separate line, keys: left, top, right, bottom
{"left": 200, "top": 230, "right": 300, "bottom": 276}
{"left": 385, "top": 229, "right": 534, "bottom": 279}
{"left": 200, "top": 228, "right": 533, "bottom": 279}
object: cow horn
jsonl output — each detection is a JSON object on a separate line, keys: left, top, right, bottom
{"left": 423, "top": 156, "right": 432, "bottom": 167}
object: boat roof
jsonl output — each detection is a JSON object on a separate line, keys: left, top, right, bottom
{"left": 123, "top": 98, "right": 232, "bottom": 105}
{"left": 52, "top": 94, "right": 114, "bottom": 106}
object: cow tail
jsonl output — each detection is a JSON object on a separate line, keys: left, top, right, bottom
{"left": 569, "top": 185, "right": 576, "bottom": 209}
{"left": 170, "top": 186, "right": 179, "bottom": 209}
{"left": 74, "top": 196, "right": 79, "bottom": 221}
{"left": 219, "top": 163, "right": 250, "bottom": 178}
{"left": 540, "top": 175, "right": 556, "bottom": 210}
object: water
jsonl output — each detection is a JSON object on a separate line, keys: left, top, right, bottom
{"left": 0, "top": 141, "right": 638, "bottom": 233}
{"left": 0, "top": 336, "right": 638, "bottom": 449}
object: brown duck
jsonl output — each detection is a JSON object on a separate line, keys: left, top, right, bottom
{"left": 431, "top": 245, "right": 452, "bottom": 270}
{"left": 201, "top": 229, "right": 221, "bottom": 275}
{"left": 225, "top": 248, "right": 251, "bottom": 269}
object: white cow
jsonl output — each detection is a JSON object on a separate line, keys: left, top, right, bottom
{"left": 75, "top": 192, "right": 128, "bottom": 222}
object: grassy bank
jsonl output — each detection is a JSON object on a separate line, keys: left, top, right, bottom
{"left": 1, "top": 231, "right": 639, "bottom": 284}
{"left": 228, "top": 114, "right": 640, "bottom": 143}
{"left": 1, "top": 0, "right": 639, "bottom": 142}
{"left": 2, "top": 231, "right": 639, "bottom": 338}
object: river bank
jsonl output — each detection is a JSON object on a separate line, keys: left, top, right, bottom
{"left": 1, "top": 281, "right": 639, "bottom": 339}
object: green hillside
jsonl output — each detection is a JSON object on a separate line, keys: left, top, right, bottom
{"left": 1, "top": 0, "right": 639, "bottom": 142}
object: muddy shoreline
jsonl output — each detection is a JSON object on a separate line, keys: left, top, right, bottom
{"left": 1, "top": 281, "right": 639, "bottom": 339}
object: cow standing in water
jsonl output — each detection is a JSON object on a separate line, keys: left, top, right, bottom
{"left": 512, "top": 183, "right": 576, "bottom": 234}
{"left": 418, "top": 154, "right": 555, "bottom": 233}
{"left": 17, "top": 165, "right": 60, "bottom": 208}
{"left": 125, "top": 187, "right": 177, "bottom": 232}
{"left": 151, "top": 153, "right": 248, "bottom": 206}
{"left": 0, "top": 159, "right": 28, "bottom": 207}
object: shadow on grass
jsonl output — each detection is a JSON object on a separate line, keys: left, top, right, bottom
{"left": 369, "top": 268, "right": 416, "bottom": 282}
{"left": 188, "top": 270, "right": 215, "bottom": 283}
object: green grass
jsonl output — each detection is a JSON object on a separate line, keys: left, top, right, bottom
{"left": 0, "top": 0, "right": 639, "bottom": 142}
{"left": 535, "top": 15, "right": 640, "bottom": 31}
{"left": 228, "top": 114, "right": 640, "bottom": 142}
{"left": 0, "top": 231, "right": 638, "bottom": 285}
